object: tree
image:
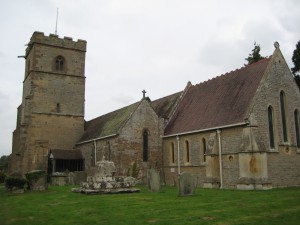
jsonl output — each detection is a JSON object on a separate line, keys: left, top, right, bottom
{"left": 245, "top": 42, "right": 265, "bottom": 65}
{"left": 0, "top": 154, "right": 11, "bottom": 173}
{"left": 292, "top": 40, "right": 300, "bottom": 76}
{"left": 291, "top": 41, "right": 300, "bottom": 89}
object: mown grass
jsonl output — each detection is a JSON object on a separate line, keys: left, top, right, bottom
{"left": 0, "top": 185, "right": 300, "bottom": 225}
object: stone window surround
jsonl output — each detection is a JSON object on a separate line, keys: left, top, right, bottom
{"left": 54, "top": 55, "right": 66, "bottom": 72}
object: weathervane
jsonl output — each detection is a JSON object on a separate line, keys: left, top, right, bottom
{"left": 55, "top": 8, "right": 58, "bottom": 35}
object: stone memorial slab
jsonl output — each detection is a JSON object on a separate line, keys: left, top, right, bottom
{"left": 147, "top": 168, "right": 161, "bottom": 192}
{"left": 178, "top": 172, "right": 195, "bottom": 196}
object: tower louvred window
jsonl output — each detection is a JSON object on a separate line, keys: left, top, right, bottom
{"left": 55, "top": 56, "right": 64, "bottom": 71}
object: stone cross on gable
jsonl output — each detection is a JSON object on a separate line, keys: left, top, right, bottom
{"left": 142, "top": 89, "right": 147, "bottom": 99}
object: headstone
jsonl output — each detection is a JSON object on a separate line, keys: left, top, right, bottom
{"left": 68, "top": 171, "right": 87, "bottom": 185}
{"left": 76, "top": 171, "right": 87, "bottom": 185}
{"left": 147, "top": 168, "right": 161, "bottom": 192}
{"left": 178, "top": 172, "right": 195, "bottom": 196}
{"left": 68, "top": 172, "right": 75, "bottom": 185}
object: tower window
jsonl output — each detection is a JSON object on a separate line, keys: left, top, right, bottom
{"left": 55, "top": 56, "right": 65, "bottom": 71}
{"left": 56, "top": 103, "right": 60, "bottom": 112}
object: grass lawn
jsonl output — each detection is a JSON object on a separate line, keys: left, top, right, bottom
{"left": 0, "top": 185, "right": 300, "bottom": 225}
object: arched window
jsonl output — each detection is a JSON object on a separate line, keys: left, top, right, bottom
{"left": 55, "top": 55, "right": 65, "bottom": 71}
{"left": 280, "top": 91, "right": 288, "bottom": 142}
{"left": 143, "top": 129, "right": 148, "bottom": 162}
{"left": 185, "top": 140, "right": 190, "bottom": 163}
{"left": 294, "top": 110, "right": 300, "bottom": 148}
{"left": 202, "top": 138, "right": 207, "bottom": 162}
{"left": 268, "top": 106, "right": 275, "bottom": 149}
{"left": 170, "top": 142, "right": 175, "bottom": 164}
{"left": 56, "top": 103, "right": 60, "bottom": 113}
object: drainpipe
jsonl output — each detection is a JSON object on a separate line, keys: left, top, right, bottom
{"left": 94, "top": 140, "right": 97, "bottom": 166}
{"left": 217, "top": 129, "right": 223, "bottom": 189}
{"left": 176, "top": 135, "right": 181, "bottom": 175}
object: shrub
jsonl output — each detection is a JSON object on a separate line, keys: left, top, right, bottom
{"left": 25, "top": 170, "right": 46, "bottom": 190}
{"left": 25, "top": 170, "right": 46, "bottom": 183}
{"left": 5, "top": 177, "right": 27, "bottom": 191}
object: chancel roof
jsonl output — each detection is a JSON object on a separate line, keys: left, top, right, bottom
{"left": 165, "top": 57, "right": 272, "bottom": 136}
{"left": 78, "top": 102, "right": 139, "bottom": 143}
{"left": 78, "top": 92, "right": 182, "bottom": 143}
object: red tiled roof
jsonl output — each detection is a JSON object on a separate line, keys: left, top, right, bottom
{"left": 165, "top": 57, "right": 272, "bottom": 135}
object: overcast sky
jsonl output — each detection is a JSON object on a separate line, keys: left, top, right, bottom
{"left": 0, "top": 0, "right": 299, "bottom": 156}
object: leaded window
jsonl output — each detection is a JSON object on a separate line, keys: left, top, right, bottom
{"left": 280, "top": 91, "right": 288, "bottom": 142}
{"left": 268, "top": 106, "right": 275, "bottom": 149}
{"left": 294, "top": 110, "right": 300, "bottom": 148}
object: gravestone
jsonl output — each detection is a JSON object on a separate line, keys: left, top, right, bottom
{"left": 147, "top": 168, "right": 161, "bottom": 192}
{"left": 68, "top": 171, "right": 87, "bottom": 185}
{"left": 178, "top": 172, "right": 196, "bottom": 196}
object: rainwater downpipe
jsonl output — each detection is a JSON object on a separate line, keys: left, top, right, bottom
{"left": 217, "top": 129, "right": 223, "bottom": 189}
{"left": 176, "top": 135, "right": 181, "bottom": 175}
{"left": 94, "top": 140, "right": 97, "bottom": 166}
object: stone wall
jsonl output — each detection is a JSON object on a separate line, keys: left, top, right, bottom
{"left": 163, "top": 127, "right": 244, "bottom": 188}
{"left": 78, "top": 99, "right": 164, "bottom": 182}
{"left": 248, "top": 49, "right": 300, "bottom": 187}
{"left": 267, "top": 146, "right": 300, "bottom": 187}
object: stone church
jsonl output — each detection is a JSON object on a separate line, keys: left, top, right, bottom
{"left": 10, "top": 31, "right": 300, "bottom": 189}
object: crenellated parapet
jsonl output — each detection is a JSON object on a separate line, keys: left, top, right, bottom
{"left": 25, "top": 31, "right": 86, "bottom": 57}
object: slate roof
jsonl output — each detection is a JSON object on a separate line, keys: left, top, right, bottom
{"left": 50, "top": 149, "right": 83, "bottom": 160}
{"left": 150, "top": 91, "right": 182, "bottom": 118}
{"left": 164, "top": 57, "right": 272, "bottom": 135}
{"left": 78, "top": 102, "right": 139, "bottom": 143}
{"left": 78, "top": 91, "right": 182, "bottom": 143}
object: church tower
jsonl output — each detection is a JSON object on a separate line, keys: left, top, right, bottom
{"left": 11, "top": 32, "right": 87, "bottom": 174}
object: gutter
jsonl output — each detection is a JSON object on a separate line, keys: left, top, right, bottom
{"left": 162, "top": 122, "right": 247, "bottom": 138}
{"left": 76, "top": 134, "right": 118, "bottom": 145}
